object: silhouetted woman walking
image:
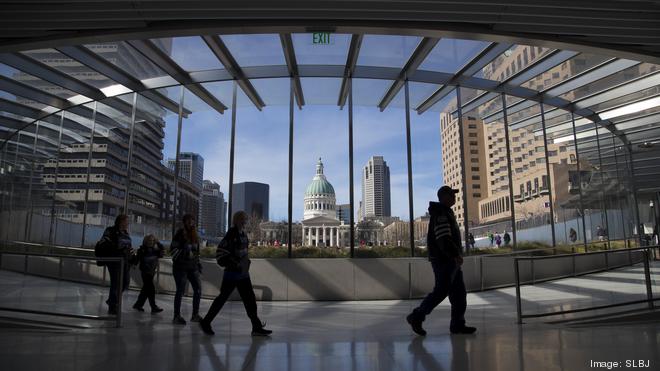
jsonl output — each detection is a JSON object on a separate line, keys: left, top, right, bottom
{"left": 170, "top": 213, "right": 202, "bottom": 325}
{"left": 200, "top": 211, "right": 272, "bottom": 336}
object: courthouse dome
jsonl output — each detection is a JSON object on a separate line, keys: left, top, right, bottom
{"left": 305, "top": 158, "right": 335, "bottom": 196}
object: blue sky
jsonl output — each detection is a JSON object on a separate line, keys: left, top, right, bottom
{"left": 163, "top": 87, "right": 450, "bottom": 222}
{"left": 156, "top": 33, "right": 479, "bottom": 222}
{"left": 1, "top": 34, "right": 480, "bottom": 222}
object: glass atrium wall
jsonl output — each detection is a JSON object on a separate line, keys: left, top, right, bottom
{"left": 0, "top": 33, "right": 657, "bottom": 259}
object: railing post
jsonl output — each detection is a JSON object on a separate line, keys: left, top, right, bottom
{"left": 117, "top": 259, "right": 123, "bottom": 328}
{"left": 155, "top": 262, "right": 160, "bottom": 294}
{"left": 572, "top": 247, "right": 576, "bottom": 277}
{"left": 643, "top": 249, "right": 654, "bottom": 310}
{"left": 480, "top": 256, "right": 484, "bottom": 291}
{"left": 628, "top": 248, "right": 632, "bottom": 265}
{"left": 514, "top": 258, "right": 522, "bottom": 324}
{"left": 604, "top": 249, "right": 609, "bottom": 270}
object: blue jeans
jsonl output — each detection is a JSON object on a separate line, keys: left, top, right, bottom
{"left": 173, "top": 268, "right": 202, "bottom": 317}
{"left": 412, "top": 259, "right": 467, "bottom": 330}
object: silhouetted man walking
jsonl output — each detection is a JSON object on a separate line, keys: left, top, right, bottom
{"left": 406, "top": 186, "right": 476, "bottom": 336}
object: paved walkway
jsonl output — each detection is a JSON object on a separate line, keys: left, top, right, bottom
{"left": 0, "top": 263, "right": 658, "bottom": 371}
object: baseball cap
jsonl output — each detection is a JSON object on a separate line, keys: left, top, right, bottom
{"left": 437, "top": 186, "right": 459, "bottom": 198}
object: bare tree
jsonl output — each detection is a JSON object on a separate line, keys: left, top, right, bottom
{"left": 244, "top": 213, "right": 263, "bottom": 242}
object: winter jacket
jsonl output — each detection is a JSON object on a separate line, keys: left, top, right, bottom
{"left": 216, "top": 227, "right": 251, "bottom": 277}
{"left": 97, "top": 226, "right": 133, "bottom": 266}
{"left": 170, "top": 229, "right": 201, "bottom": 271}
{"left": 426, "top": 202, "right": 462, "bottom": 261}
{"left": 137, "top": 242, "right": 165, "bottom": 274}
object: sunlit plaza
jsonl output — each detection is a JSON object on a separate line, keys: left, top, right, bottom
{"left": 0, "top": 1, "right": 659, "bottom": 370}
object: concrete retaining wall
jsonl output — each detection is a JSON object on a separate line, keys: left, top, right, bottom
{"left": 0, "top": 250, "right": 648, "bottom": 300}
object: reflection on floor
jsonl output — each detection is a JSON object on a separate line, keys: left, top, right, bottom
{"left": 0, "top": 263, "right": 658, "bottom": 371}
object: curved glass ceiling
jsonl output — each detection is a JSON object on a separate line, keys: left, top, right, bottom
{"left": 0, "top": 32, "right": 658, "bottom": 152}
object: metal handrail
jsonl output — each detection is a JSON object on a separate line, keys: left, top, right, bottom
{"left": 0, "top": 250, "right": 125, "bottom": 328}
{"left": 514, "top": 245, "right": 658, "bottom": 324}
{"left": 2, "top": 240, "right": 93, "bottom": 253}
{"left": 513, "top": 245, "right": 658, "bottom": 261}
{"left": 476, "top": 241, "right": 636, "bottom": 258}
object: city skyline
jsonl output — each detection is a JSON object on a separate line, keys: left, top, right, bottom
{"left": 162, "top": 103, "right": 445, "bottom": 223}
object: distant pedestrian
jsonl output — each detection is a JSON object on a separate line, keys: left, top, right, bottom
{"left": 495, "top": 234, "right": 502, "bottom": 248}
{"left": 170, "top": 214, "right": 203, "bottom": 325}
{"left": 488, "top": 231, "right": 494, "bottom": 246}
{"left": 406, "top": 186, "right": 476, "bottom": 336}
{"left": 132, "top": 234, "right": 165, "bottom": 314}
{"left": 200, "top": 211, "right": 272, "bottom": 336}
{"left": 467, "top": 233, "right": 475, "bottom": 250}
{"left": 596, "top": 225, "right": 605, "bottom": 241}
{"left": 503, "top": 231, "right": 511, "bottom": 246}
{"left": 569, "top": 228, "right": 577, "bottom": 244}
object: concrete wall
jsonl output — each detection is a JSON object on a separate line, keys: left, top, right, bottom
{"left": 0, "top": 250, "right": 648, "bottom": 301}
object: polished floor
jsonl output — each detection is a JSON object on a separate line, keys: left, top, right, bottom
{"left": 0, "top": 264, "right": 659, "bottom": 371}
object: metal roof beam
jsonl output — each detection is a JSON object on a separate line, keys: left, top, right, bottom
{"left": 55, "top": 45, "right": 189, "bottom": 116}
{"left": 279, "top": 33, "right": 304, "bottom": 109}
{"left": 127, "top": 39, "right": 227, "bottom": 113}
{"left": 378, "top": 37, "right": 439, "bottom": 111}
{"left": 416, "top": 42, "right": 513, "bottom": 114}
{"left": 461, "top": 48, "right": 577, "bottom": 117}
{"left": 0, "top": 52, "right": 158, "bottom": 123}
{"left": 0, "top": 53, "right": 106, "bottom": 101}
{"left": 201, "top": 35, "right": 265, "bottom": 111}
{"left": 0, "top": 75, "right": 71, "bottom": 110}
{"left": 0, "top": 97, "right": 119, "bottom": 141}
{"left": 338, "top": 34, "right": 363, "bottom": 108}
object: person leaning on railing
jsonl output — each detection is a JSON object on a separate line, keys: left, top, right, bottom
{"left": 97, "top": 214, "right": 134, "bottom": 315}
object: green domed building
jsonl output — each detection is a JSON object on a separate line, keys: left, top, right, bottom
{"left": 304, "top": 158, "right": 337, "bottom": 220}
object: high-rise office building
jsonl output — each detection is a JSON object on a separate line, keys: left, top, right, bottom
{"left": 360, "top": 156, "right": 391, "bottom": 221}
{"left": 167, "top": 152, "right": 204, "bottom": 225}
{"left": 33, "top": 42, "right": 172, "bottom": 228}
{"left": 231, "top": 182, "right": 269, "bottom": 221}
{"left": 201, "top": 180, "right": 226, "bottom": 237}
{"left": 167, "top": 152, "right": 204, "bottom": 192}
{"left": 439, "top": 45, "right": 586, "bottom": 230}
{"left": 160, "top": 167, "right": 200, "bottom": 226}
{"left": 440, "top": 112, "right": 488, "bottom": 228}
{"left": 336, "top": 204, "right": 351, "bottom": 225}
{"left": 477, "top": 46, "right": 579, "bottom": 226}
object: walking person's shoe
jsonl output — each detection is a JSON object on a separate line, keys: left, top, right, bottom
{"left": 406, "top": 313, "right": 427, "bottom": 336}
{"left": 251, "top": 321, "right": 273, "bottom": 336}
{"left": 450, "top": 325, "right": 477, "bottom": 335}
{"left": 151, "top": 306, "right": 164, "bottom": 314}
{"left": 199, "top": 319, "right": 215, "bottom": 335}
{"left": 132, "top": 304, "right": 145, "bottom": 312}
{"left": 190, "top": 313, "right": 203, "bottom": 322}
{"left": 172, "top": 315, "right": 187, "bottom": 325}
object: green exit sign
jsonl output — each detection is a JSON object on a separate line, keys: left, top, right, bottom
{"left": 312, "top": 32, "right": 333, "bottom": 45}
